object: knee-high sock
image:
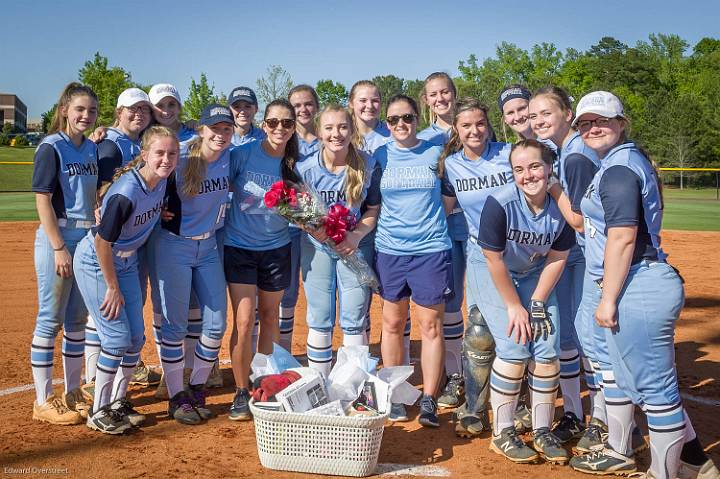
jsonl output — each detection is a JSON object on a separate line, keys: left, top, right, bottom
{"left": 31, "top": 335, "right": 55, "bottom": 405}
{"left": 152, "top": 313, "right": 163, "bottom": 362}
{"left": 647, "top": 402, "right": 686, "bottom": 479}
{"left": 528, "top": 359, "right": 560, "bottom": 430}
{"left": 190, "top": 335, "right": 222, "bottom": 386}
{"left": 111, "top": 351, "right": 140, "bottom": 402}
{"left": 559, "top": 348, "right": 582, "bottom": 417}
{"left": 403, "top": 311, "right": 411, "bottom": 366}
{"left": 443, "top": 311, "right": 463, "bottom": 376}
{"left": 94, "top": 350, "right": 122, "bottom": 412}
{"left": 585, "top": 358, "right": 607, "bottom": 424}
{"left": 601, "top": 367, "right": 634, "bottom": 455}
{"left": 184, "top": 308, "right": 202, "bottom": 370}
{"left": 84, "top": 315, "right": 101, "bottom": 383}
{"left": 251, "top": 305, "right": 260, "bottom": 355}
{"left": 342, "top": 331, "right": 367, "bottom": 347}
{"left": 307, "top": 328, "right": 333, "bottom": 377}
{"left": 62, "top": 330, "right": 85, "bottom": 392}
{"left": 279, "top": 306, "right": 295, "bottom": 353}
{"left": 490, "top": 358, "right": 525, "bottom": 434}
{"left": 160, "top": 338, "right": 185, "bottom": 399}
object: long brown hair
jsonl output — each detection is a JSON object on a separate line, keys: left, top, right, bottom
{"left": 316, "top": 105, "right": 366, "bottom": 207}
{"left": 98, "top": 126, "right": 178, "bottom": 199}
{"left": 49, "top": 83, "right": 98, "bottom": 135}
{"left": 264, "top": 99, "right": 301, "bottom": 183}
{"left": 437, "top": 98, "right": 490, "bottom": 179}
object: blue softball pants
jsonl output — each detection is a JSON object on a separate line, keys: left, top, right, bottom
{"left": 301, "top": 238, "right": 374, "bottom": 335}
{"left": 33, "top": 225, "right": 89, "bottom": 338}
{"left": 73, "top": 234, "right": 145, "bottom": 358}
{"left": 466, "top": 240, "right": 560, "bottom": 362}
{"left": 154, "top": 229, "right": 227, "bottom": 343}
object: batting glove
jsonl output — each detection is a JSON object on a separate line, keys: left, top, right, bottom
{"left": 529, "top": 300, "right": 552, "bottom": 341}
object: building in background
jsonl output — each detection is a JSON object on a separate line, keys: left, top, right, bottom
{"left": 0, "top": 94, "right": 28, "bottom": 133}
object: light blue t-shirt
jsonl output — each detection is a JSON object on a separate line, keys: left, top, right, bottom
{"left": 442, "top": 142, "right": 513, "bottom": 240}
{"left": 105, "top": 127, "right": 141, "bottom": 166}
{"left": 162, "top": 146, "right": 231, "bottom": 237}
{"left": 361, "top": 121, "right": 391, "bottom": 155}
{"left": 374, "top": 140, "right": 451, "bottom": 255}
{"left": 224, "top": 141, "right": 290, "bottom": 251}
{"left": 31, "top": 132, "right": 98, "bottom": 222}
{"left": 95, "top": 168, "right": 166, "bottom": 253}
{"left": 417, "top": 123, "right": 451, "bottom": 146}
{"left": 478, "top": 183, "right": 574, "bottom": 277}
{"left": 231, "top": 124, "right": 266, "bottom": 147}
{"left": 581, "top": 142, "right": 665, "bottom": 281}
{"left": 177, "top": 124, "right": 197, "bottom": 145}
{"left": 298, "top": 136, "right": 320, "bottom": 161}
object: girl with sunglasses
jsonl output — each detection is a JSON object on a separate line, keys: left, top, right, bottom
{"left": 475, "top": 139, "right": 573, "bottom": 465}
{"left": 298, "top": 105, "right": 380, "bottom": 375}
{"left": 567, "top": 91, "right": 717, "bottom": 479}
{"left": 223, "top": 99, "right": 300, "bottom": 421}
{"left": 528, "top": 87, "right": 601, "bottom": 447}
{"left": 418, "top": 72, "right": 467, "bottom": 410}
{"left": 439, "top": 97, "right": 512, "bottom": 437}
{"left": 374, "top": 94, "right": 451, "bottom": 428}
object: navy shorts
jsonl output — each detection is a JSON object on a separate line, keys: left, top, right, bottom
{"left": 224, "top": 243, "right": 291, "bottom": 292}
{"left": 374, "top": 250, "right": 453, "bottom": 307}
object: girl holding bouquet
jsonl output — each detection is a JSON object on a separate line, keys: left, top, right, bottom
{"left": 223, "top": 99, "right": 300, "bottom": 421}
{"left": 296, "top": 105, "right": 381, "bottom": 376}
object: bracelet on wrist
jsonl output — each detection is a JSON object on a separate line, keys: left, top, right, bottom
{"left": 53, "top": 244, "right": 66, "bottom": 251}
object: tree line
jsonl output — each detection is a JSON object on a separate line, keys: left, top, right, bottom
{"left": 41, "top": 34, "right": 720, "bottom": 169}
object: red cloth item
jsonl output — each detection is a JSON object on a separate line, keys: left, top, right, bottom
{"left": 251, "top": 370, "right": 302, "bottom": 402}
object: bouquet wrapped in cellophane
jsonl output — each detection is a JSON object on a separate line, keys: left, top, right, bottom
{"left": 259, "top": 180, "right": 380, "bottom": 292}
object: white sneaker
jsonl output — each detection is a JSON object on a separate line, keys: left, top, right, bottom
{"left": 678, "top": 459, "right": 720, "bottom": 479}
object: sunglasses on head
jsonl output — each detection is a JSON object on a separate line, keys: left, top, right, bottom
{"left": 264, "top": 118, "right": 296, "bottom": 129}
{"left": 386, "top": 114, "right": 416, "bottom": 126}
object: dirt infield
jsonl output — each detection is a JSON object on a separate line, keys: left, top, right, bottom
{"left": 0, "top": 222, "right": 717, "bottom": 478}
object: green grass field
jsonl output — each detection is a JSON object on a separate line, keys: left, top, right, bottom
{"left": 1, "top": 147, "right": 718, "bottom": 230}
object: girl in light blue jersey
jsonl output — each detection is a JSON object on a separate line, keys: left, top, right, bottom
{"left": 148, "top": 83, "right": 196, "bottom": 144}
{"left": 419, "top": 73, "right": 467, "bottom": 409}
{"left": 74, "top": 126, "right": 178, "bottom": 434}
{"left": 499, "top": 84, "right": 534, "bottom": 142}
{"left": 224, "top": 99, "right": 300, "bottom": 421}
{"left": 375, "top": 94, "right": 451, "bottom": 428}
{"left": 349, "top": 80, "right": 391, "bottom": 155}
{"left": 476, "top": 140, "right": 573, "bottom": 465}
{"left": 228, "top": 86, "right": 266, "bottom": 146}
{"left": 529, "top": 86, "right": 601, "bottom": 445}
{"left": 568, "top": 91, "right": 717, "bottom": 479}
{"left": 298, "top": 105, "right": 380, "bottom": 376}
{"left": 30, "top": 83, "right": 99, "bottom": 426}
{"left": 438, "top": 97, "right": 512, "bottom": 436}
{"left": 154, "top": 105, "right": 233, "bottom": 425}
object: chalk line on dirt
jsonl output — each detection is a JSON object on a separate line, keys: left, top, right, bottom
{"left": 376, "top": 463, "right": 451, "bottom": 476}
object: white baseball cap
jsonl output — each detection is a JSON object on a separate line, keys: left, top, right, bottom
{"left": 572, "top": 91, "right": 625, "bottom": 126}
{"left": 116, "top": 88, "right": 151, "bottom": 108}
{"left": 149, "top": 83, "right": 182, "bottom": 106}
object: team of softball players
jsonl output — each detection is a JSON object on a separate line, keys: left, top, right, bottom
{"left": 28, "top": 77, "right": 718, "bottom": 479}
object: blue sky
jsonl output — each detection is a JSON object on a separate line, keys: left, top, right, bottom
{"left": 3, "top": 0, "right": 719, "bottom": 119}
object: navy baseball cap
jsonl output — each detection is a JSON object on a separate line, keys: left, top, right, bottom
{"left": 199, "top": 104, "right": 234, "bottom": 126}
{"left": 228, "top": 86, "right": 258, "bottom": 107}
{"left": 498, "top": 85, "right": 531, "bottom": 111}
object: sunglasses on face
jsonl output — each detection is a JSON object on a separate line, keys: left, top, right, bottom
{"left": 577, "top": 117, "right": 614, "bottom": 132}
{"left": 386, "top": 114, "right": 416, "bottom": 126}
{"left": 264, "top": 118, "right": 296, "bottom": 129}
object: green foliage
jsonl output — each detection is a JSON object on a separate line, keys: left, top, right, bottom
{"left": 315, "top": 79, "right": 348, "bottom": 107}
{"left": 256, "top": 65, "right": 293, "bottom": 105}
{"left": 14, "top": 136, "right": 28, "bottom": 147}
{"left": 78, "top": 52, "right": 136, "bottom": 127}
{"left": 41, "top": 104, "right": 57, "bottom": 134}
{"left": 184, "top": 73, "right": 218, "bottom": 121}
{"left": 2, "top": 123, "right": 14, "bottom": 135}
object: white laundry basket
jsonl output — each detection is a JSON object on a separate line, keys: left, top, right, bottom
{"left": 249, "top": 400, "right": 388, "bottom": 477}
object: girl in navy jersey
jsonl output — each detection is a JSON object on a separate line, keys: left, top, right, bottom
{"left": 224, "top": 99, "right": 300, "bottom": 421}
{"left": 568, "top": 91, "right": 717, "bottom": 479}
{"left": 30, "top": 83, "right": 99, "bottom": 425}
{"left": 374, "top": 94, "right": 451, "bottom": 428}
{"left": 297, "top": 105, "right": 380, "bottom": 375}
{"left": 476, "top": 140, "right": 573, "bottom": 465}
{"left": 154, "top": 105, "right": 233, "bottom": 425}
{"left": 73, "top": 126, "right": 178, "bottom": 434}
{"left": 439, "top": 97, "right": 512, "bottom": 436}
{"left": 529, "top": 87, "right": 601, "bottom": 446}
{"left": 418, "top": 73, "right": 467, "bottom": 409}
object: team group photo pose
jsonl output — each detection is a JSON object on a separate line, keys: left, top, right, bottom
{"left": 12, "top": 48, "right": 718, "bottom": 477}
